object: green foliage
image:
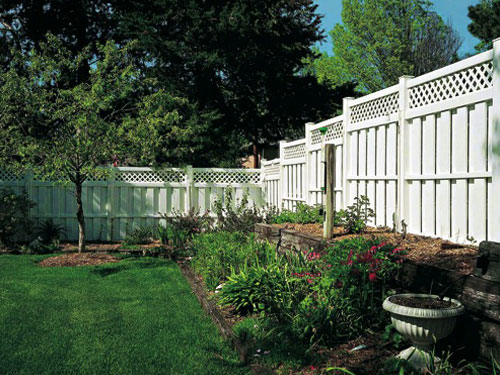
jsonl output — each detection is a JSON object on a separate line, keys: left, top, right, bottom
{"left": 35, "top": 219, "right": 66, "bottom": 245}
{"left": 214, "top": 189, "right": 264, "bottom": 233}
{"left": 196, "top": 228, "right": 403, "bottom": 348}
{"left": 219, "top": 252, "right": 310, "bottom": 319}
{"left": 0, "top": 189, "right": 36, "bottom": 246}
{"left": 0, "top": 34, "right": 196, "bottom": 252}
{"left": 311, "top": 0, "right": 462, "bottom": 93}
{"left": 191, "top": 232, "right": 273, "bottom": 290}
{"left": 378, "top": 358, "right": 419, "bottom": 375}
{"left": 160, "top": 208, "right": 214, "bottom": 237}
{"left": 338, "top": 195, "right": 375, "bottom": 234}
{"left": 270, "top": 203, "right": 323, "bottom": 224}
{"left": 124, "top": 225, "right": 155, "bottom": 245}
{"left": 468, "top": 0, "right": 500, "bottom": 52}
{"left": 381, "top": 324, "right": 405, "bottom": 349}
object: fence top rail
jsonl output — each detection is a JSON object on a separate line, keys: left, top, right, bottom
{"left": 112, "top": 166, "right": 187, "bottom": 172}
{"left": 282, "top": 138, "right": 306, "bottom": 148}
{"left": 407, "top": 49, "right": 493, "bottom": 88}
{"left": 192, "top": 167, "right": 261, "bottom": 173}
{"left": 349, "top": 84, "right": 399, "bottom": 107}
{"left": 262, "top": 158, "right": 281, "bottom": 167}
{"left": 309, "top": 115, "right": 344, "bottom": 131}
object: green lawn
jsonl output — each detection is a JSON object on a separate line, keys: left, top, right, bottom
{"left": 0, "top": 255, "right": 249, "bottom": 375}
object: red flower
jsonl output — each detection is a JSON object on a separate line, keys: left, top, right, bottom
{"left": 335, "top": 280, "right": 343, "bottom": 288}
{"left": 370, "top": 245, "right": 377, "bottom": 254}
{"left": 368, "top": 272, "right": 377, "bottom": 283}
{"left": 392, "top": 248, "right": 403, "bottom": 254}
{"left": 307, "top": 279, "right": 314, "bottom": 284}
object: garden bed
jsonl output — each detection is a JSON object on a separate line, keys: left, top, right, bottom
{"left": 268, "top": 223, "right": 477, "bottom": 274}
{"left": 38, "top": 252, "right": 121, "bottom": 267}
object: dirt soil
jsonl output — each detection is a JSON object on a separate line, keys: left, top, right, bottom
{"left": 390, "top": 295, "right": 456, "bottom": 309}
{"left": 39, "top": 253, "right": 121, "bottom": 267}
{"left": 272, "top": 223, "right": 478, "bottom": 274}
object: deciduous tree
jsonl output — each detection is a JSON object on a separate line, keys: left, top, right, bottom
{"left": 311, "top": 0, "right": 462, "bottom": 93}
{"left": 0, "top": 35, "right": 194, "bottom": 252}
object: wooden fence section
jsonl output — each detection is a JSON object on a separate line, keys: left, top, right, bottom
{"left": 262, "top": 38, "right": 500, "bottom": 244}
{"left": 0, "top": 167, "right": 264, "bottom": 241}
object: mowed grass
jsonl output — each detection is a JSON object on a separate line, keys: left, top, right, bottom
{"left": 0, "top": 255, "right": 249, "bottom": 375}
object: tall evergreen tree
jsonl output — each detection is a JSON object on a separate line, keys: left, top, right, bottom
{"left": 468, "top": 0, "right": 500, "bottom": 52}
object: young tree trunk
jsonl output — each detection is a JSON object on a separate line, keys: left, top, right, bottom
{"left": 252, "top": 143, "right": 259, "bottom": 169}
{"left": 75, "top": 182, "right": 86, "bottom": 253}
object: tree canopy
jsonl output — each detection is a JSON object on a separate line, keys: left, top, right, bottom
{"left": 309, "top": 0, "right": 462, "bottom": 93}
{"left": 0, "top": 0, "right": 353, "bottom": 166}
{"left": 468, "top": 0, "right": 500, "bottom": 52}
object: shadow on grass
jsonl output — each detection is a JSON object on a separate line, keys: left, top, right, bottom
{"left": 90, "top": 257, "right": 172, "bottom": 277}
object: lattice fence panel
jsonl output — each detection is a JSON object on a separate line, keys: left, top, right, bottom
{"left": 350, "top": 92, "right": 399, "bottom": 123}
{"left": 0, "top": 170, "right": 21, "bottom": 182}
{"left": 114, "top": 169, "right": 186, "bottom": 183}
{"left": 263, "top": 163, "right": 280, "bottom": 179}
{"left": 409, "top": 61, "right": 493, "bottom": 108}
{"left": 193, "top": 170, "right": 261, "bottom": 184}
{"left": 311, "top": 120, "right": 344, "bottom": 145}
{"left": 283, "top": 143, "right": 306, "bottom": 159}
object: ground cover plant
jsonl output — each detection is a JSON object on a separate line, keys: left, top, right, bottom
{"left": 0, "top": 255, "right": 249, "bottom": 375}
{"left": 270, "top": 202, "right": 324, "bottom": 225}
{"left": 190, "top": 231, "right": 404, "bottom": 371}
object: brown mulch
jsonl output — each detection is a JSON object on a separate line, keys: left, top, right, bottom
{"left": 59, "top": 241, "right": 163, "bottom": 253}
{"left": 272, "top": 223, "right": 478, "bottom": 275}
{"left": 38, "top": 253, "right": 121, "bottom": 267}
{"left": 293, "top": 334, "right": 398, "bottom": 375}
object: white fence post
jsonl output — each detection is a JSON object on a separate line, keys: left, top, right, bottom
{"left": 342, "top": 97, "right": 354, "bottom": 209}
{"left": 397, "top": 76, "right": 413, "bottom": 232}
{"left": 185, "top": 165, "right": 193, "bottom": 213}
{"left": 106, "top": 169, "right": 115, "bottom": 241}
{"left": 491, "top": 38, "right": 500, "bottom": 242}
{"left": 305, "top": 122, "right": 314, "bottom": 205}
{"left": 278, "top": 140, "right": 286, "bottom": 209}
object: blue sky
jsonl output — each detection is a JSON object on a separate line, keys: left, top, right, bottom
{"left": 314, "top": 0, "right": 481, "bottom": 56}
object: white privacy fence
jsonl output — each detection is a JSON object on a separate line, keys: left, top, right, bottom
{"left": 0, "top": 167, "right": 264, "bottom": 241}
{"left": 262, "top": 38, "right": 500, "bottom": 244}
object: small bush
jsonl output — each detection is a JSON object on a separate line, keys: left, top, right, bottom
{"left": 270, "top": 203, "right": 323, "bottom": 224}
{"left": 160, "top": 208, "right": 214, "bottom": 236}
{"left": 0, "top": 189, "right": 36, "bottom": 246}
{"left": 155, "top": 223, "right": 190, "bottom": 258}
{"left": 35, "top": 219, "right": 66, "bottom": 244}
{"left": 214, "top": 189, "right": 263, "bottom": 233}
{"left": 124, "top": 225, "right": 155, "bottom": 245}
{"left": 337, "top": 195, "right": 375, "bottom": 233}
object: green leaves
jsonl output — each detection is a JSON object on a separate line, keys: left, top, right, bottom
{"left": 310, "top": 0, "right": 462, "bottom": 93}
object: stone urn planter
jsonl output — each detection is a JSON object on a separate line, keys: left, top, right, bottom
{"left": 383, "top": 293, "right": 465, "bottom": 368}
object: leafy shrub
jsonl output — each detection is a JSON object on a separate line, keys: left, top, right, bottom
{"left": 214, "top": 189, "right": 263, "bottom": 232}
{"left": 20, "top": 240, "right": 60, "bottom": 254}
{"left": 191, "top": 232, "right": 275, "bottom": 290}
{"left": 124, "top": 225, "right": 155, "bottom": 245}
{"left": 155, "top": 223, "right": 190, "bottom": 258}
{"left": 337, "top": 195, "right": 375, "bottom": 233}
{"left": 160, "top": 208, "right": 214, "bottom": 237}
{"left": 219, "top": 257, "right": 308, "bottom": 318}
{"left": 270, "top": 203, "right": 323, "bottom": 224}
{"left": 0, "top": 189, "right": 36, "bottom": 246}
{"left": 35, "top": 219, "right": 66, "bottom": 244}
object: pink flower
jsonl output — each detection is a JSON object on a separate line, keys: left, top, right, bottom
{"left": 368, "top": 272, "right": 377, "bottom": 283}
